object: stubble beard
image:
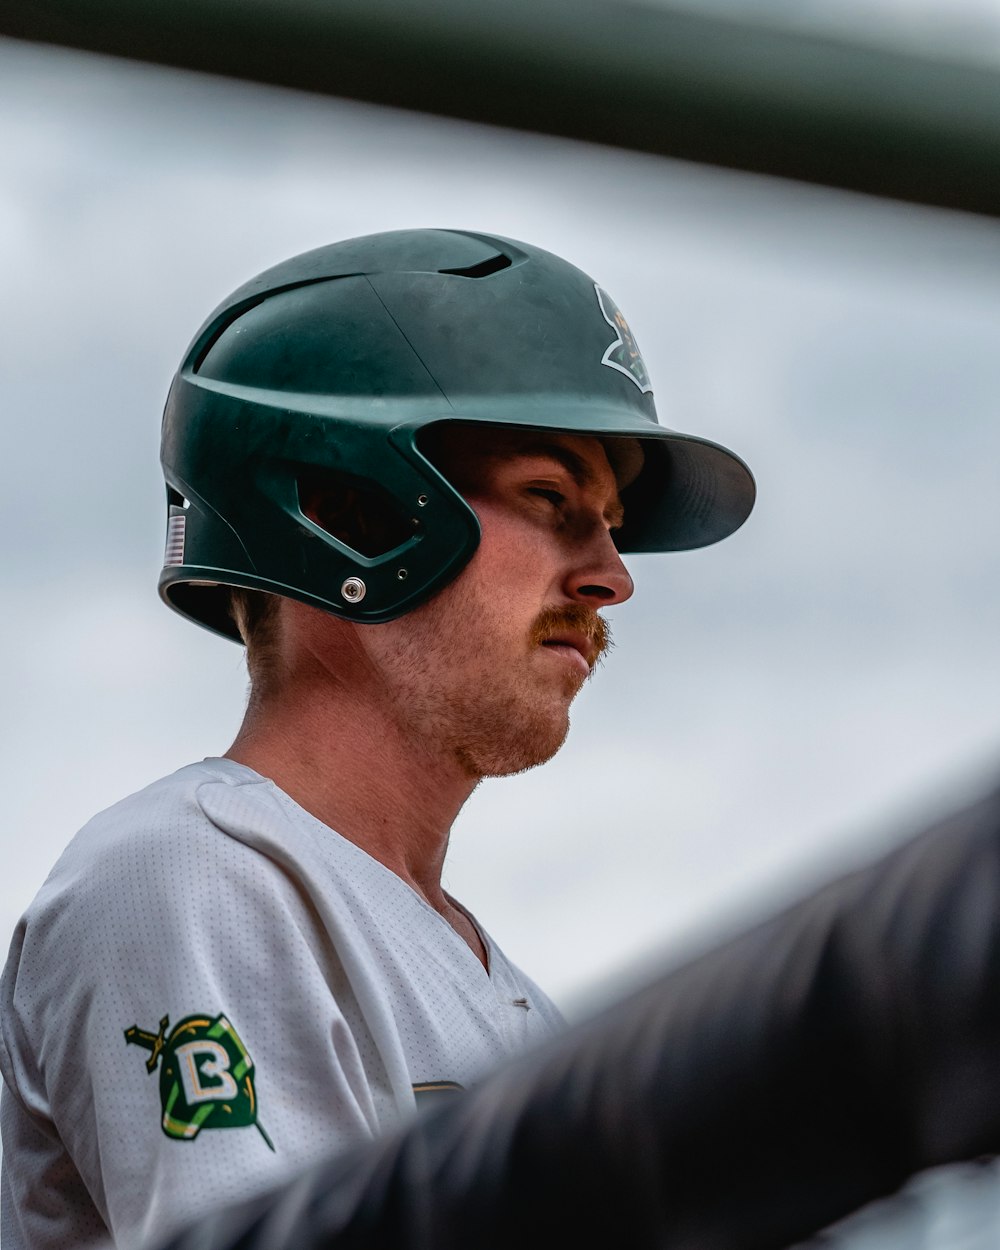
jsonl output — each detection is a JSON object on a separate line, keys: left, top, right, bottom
{"left": 452, "top": 682, "right": 574, "bottom": 779}
{"left": 382, "top": 603, "right": 611, "bottom": 781}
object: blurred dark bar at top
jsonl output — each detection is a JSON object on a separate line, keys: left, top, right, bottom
{"left": 3, "top": 0, "right": 1000, "bottom": 220}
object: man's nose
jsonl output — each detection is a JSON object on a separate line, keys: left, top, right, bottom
{"left": 564, "top": 529, "right": 634, "bottom": 606}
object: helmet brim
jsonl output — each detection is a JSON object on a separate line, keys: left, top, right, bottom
{"left": 410, "top": 407, "right": 756, "bottom": 553}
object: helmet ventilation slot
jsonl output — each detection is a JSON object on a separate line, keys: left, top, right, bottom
{"left": 437, "top": 253, "right": 512, "bottom": 279}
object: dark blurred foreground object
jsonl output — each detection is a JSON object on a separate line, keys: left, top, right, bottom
{"left": 155, "top": 779, "right": 1000, "bottom": 1250}
{"left": 5, "top": 0, "right": 1000, "bottom": 218}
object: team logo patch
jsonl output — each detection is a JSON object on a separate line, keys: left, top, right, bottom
{"left": 595, "top": 284, "right": 653, "bottom": 394}
{"left": 124, "top": 1013, "right": 274, "bottom": 1150}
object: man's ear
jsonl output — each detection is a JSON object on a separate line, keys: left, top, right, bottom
{"left": 298, "top": 470, "right": 414, "bottom": 558}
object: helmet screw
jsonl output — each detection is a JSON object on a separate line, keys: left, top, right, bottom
{"left": 417, "top": 494, "right": 428, "bottom": 507}
{"left": 396, "top": 568, "right": 408, "bottom": 580}
{"left": 340, "top": 576, "right": 366, "bottom": 603}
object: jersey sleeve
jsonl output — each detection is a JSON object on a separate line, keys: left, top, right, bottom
{"left": 0, "top": 777, "right": 396, "bottom": 1250}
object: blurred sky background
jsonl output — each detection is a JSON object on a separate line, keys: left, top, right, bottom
{"left": 3, "top": 8, "right": 1000, "bottom": 1240}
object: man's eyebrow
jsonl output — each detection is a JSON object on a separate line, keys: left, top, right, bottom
{"left": 514, "top": 441, "right": 626, "bottom": 528}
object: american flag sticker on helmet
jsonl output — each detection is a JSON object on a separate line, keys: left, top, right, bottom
{"left": 164, "top": 513, "right": 186, "bottom": 567}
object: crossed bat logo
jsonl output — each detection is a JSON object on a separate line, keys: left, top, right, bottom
{"left": 125, "top": 1012, "right": 274, "bottom": 1150}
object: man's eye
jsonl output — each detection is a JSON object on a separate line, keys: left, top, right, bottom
{"left": 528, "top": 488, "right": 565, "bottom": 506}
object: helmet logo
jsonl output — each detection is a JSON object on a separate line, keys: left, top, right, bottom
{"left": 595, "top": 285, "right": 652, "bottom": 394}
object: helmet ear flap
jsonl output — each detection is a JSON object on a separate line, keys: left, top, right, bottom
{"left": 159, "top": 404, "right": 483, "bottom": 633}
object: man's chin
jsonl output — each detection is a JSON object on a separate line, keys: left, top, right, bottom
{"left": 456, "top": 713, "right": 571, "bottom": 780}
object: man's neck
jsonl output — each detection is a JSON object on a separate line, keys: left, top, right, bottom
{"left": 224, "top": 683, "right": 487, "bottom": 966}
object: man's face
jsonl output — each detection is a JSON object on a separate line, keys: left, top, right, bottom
{"left": 353, "top": 426, "right": 634, "bottom": 779}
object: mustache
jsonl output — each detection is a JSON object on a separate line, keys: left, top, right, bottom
{"left": 529, "top": 604, "right": 612, "bottom": 667}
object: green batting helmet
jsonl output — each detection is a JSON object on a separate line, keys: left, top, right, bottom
{"left": 159, "top": 229, "right": 755, "bottom": 639}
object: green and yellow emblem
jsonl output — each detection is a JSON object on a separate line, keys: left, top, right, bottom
{"left": 595, "top": 283, "right": 653, "bottom": 394}
{"left": 125, "top": 1013, "right": 274, "bottom": 1150}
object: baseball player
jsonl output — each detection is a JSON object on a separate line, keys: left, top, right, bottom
{"left": 0, "top": 229, "right": 754, "bottom": 1249}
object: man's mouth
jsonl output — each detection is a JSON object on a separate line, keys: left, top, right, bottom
{"left": 539, "top": 631, "right": 597, "bottom": 670}
{"left": 530, "top": 605, "right": 610, "bottom": 676}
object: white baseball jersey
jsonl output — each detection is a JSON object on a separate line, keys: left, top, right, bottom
{"left": 0, "top": 759, "right": 564, "bottom": 1250}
